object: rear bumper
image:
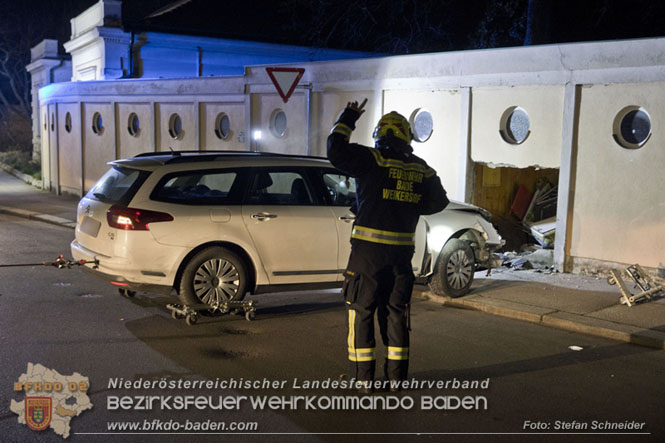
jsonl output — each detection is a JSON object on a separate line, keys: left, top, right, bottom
{"left": 71, "top": 239, "right": 175, "bottom": 295}
{"left": 78, "top": 265, "right": 174, "bottom": 295}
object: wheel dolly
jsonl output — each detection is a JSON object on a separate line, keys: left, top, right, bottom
{"left": 608, "top": 264, "right": 665, "bottom": 307}
{"left": 166, "top": 298, "right": 257, "bottom": 326}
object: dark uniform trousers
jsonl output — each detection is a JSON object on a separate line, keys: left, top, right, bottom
{"left": 343, "top": 241, "right": 415, "bottom": 382}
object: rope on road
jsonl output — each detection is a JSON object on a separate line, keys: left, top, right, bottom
{"left": 0, "top": 254, "right": 98, "bottom": 269}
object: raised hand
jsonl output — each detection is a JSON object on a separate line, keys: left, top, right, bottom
{"left": 347, "top": 98, "right": 368, "bottom": 116}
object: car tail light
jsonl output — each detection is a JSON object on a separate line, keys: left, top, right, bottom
{"left": 107, "top": 205, "right": 174, "bottom": 230}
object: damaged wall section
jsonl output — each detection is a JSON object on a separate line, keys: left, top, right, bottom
{"left": 469, "top": 85, "right": 564, "bottom": 253}
{"left": 473, "top": 164, "right": 559, "bottom": 251}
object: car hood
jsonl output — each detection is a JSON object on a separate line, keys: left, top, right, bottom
{"left": 443, "top": 200, "right": 492, "bottom": 220}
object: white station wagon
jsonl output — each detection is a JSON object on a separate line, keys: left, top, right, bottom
{"left": 71, "top": 151, "right": 502, "bottom": 306}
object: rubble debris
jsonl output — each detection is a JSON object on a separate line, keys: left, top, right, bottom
{"left": 518, "top": 179, "right": 558, "bottom": 249}
{"left": 495, "top": 217, "right": 530, "bottom": 252}
{"left": 523, "top": 179, "right": 557, "bottom": 224}
{"left": 528, "top": 217, "right": 556, "bottom": 248}
{"left": 510, "top": 185, "right": 532, "bottom": 220}
{"left": 609, "top": 263, "right": 665, "bottom": 307}
{"left": 499, "top": 247, "right": 555, "bottom": 271}
{"left": 505, "top": 257, "right": 533, "bottom": 270}
{"left": 523, "top": 248, "right": 554, "bottom": 267}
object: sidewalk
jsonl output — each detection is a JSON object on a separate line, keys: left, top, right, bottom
{"left": 2, "top": 169, "right": 665, "bottom": 350}
{"left": 0, "top": 169, "right": 78, "bottom": 228}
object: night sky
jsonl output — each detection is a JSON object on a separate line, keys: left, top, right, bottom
{"left": 6, "top": 0, "right": 665, "bottom": 55}
{"left": 1, "top": 0, "right": 665, "bottom": 112}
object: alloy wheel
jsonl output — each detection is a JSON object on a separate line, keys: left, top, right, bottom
{"left": 193, "top": 258, "right": 240, "bottom": 304}
{"left": 446, "top": 249, "right": 473, "bottom": 290}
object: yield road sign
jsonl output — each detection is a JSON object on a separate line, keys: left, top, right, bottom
{"left": 266, "top": 67, "right": 305, "bottom": 103}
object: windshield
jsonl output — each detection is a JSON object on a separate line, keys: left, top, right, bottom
{"left": 86, "top": 166, "right": 150, "bottom": 206}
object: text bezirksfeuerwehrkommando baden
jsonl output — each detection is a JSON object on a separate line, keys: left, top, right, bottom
{"left": 105, "top": 377, "right": 490, "bottom": 411}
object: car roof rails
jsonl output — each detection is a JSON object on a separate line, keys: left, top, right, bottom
{"left": 132, "top": 150, "right": 328, "bottom": 162}
{"left": 133, "top": 150, "right": 262, "bottom": 158}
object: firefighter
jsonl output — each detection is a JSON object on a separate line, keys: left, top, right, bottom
{"left": 328, "top": 99, "right": 449, "bottom": 392}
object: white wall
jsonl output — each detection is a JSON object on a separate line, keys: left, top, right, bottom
{"left": 201, "top": 102, "right": 247, "bottom": 150}
{"left": 384, "top": 89, "right": 462, "bottom": 199}
{"left": 571, "top": 82, "right": 665, "bottom": 270}
{"left": 471, "top": 85, "right": 564, "bottom": 169}
{"left": 82, "top": 103, "right": 114, "bottom": 192}
{"left": 117, "top": 103, "right": 154, "bottom": 158}
{"left": 250, "top": 93, "right": 306, "bottom": 155}
{"left": 156, "top": 103, "right": 197, "bottom": 151}
{"left": 37, "top": 37, "right": 665, "bottom": 275}
{"left": 57, "top": 103, "right": 82, "bottom": 195}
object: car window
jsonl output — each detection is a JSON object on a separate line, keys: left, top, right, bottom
{"left": 86, "top": 166, "right": 150, "bottom": 206}
{"left": 322, "top": 172, "right": 356, "bottom": 206}
{"left": 150, "top": 170, "right": 244, "bottom": 205}
{"left": 246, "top": 170, "right": 314, "bottom": 205}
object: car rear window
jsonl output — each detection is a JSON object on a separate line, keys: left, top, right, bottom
{"left": 150, "top": 169, "right": 246, "bottom": 205}
{"left": 86, "top": 166, "right": 151, "bottom": 206}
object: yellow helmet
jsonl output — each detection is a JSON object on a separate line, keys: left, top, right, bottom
{"left": 372, "top": 111, "right": 413, "bottom": 144}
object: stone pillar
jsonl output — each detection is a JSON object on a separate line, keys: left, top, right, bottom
{"left": 25, "top": 40, "right": 71, "bottom": 161}
{"left": 63, "top": 0, "right": 129, "bottom": 81}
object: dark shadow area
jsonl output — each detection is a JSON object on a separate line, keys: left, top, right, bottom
{"left": 413, "top": 342, "right": 656, "bottom": 384}
{"left": 116, "top": 299, "right": 665, "bottom": 435}
{"left": 124, "top": 292, "right": 344, "bottom": 320}
{"left": 252, "top": 301, "right": 344, "bottom": 318}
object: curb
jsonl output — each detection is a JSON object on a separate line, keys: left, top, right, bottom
{"left": 419, "top": 291, "right": 665, "bottom": 351}
{"left": 0, "top": 162, "right": 43, "bottom": 188}
{"left": 0, "top": 205, "right": 76, "bottom": 229}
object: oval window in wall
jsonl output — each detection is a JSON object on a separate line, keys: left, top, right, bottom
{"left": 500, "top": 106, "right": 530, "bottom": 145}
{"left": 65, "top": 112, "right": 72, "bottom": 133}
{"left": 128, "top": 113, "right": 140, "bottom": 137}
{"left": 92, "top": 112, "right": 104, "bottom": 135}
{"left": 613, "top": 106, "right": 651, "bottom": 149}
{"left": 269, "top": 109, "right": 287, "bottom": 138}
{"left": 215, "top": 113, "right": 231, "bottom": 140}
{"left": 168, "top": 113, "right": 183, "bottom": 139}
{"left": 410, "top": 108, "right": 434, "bottom": 143}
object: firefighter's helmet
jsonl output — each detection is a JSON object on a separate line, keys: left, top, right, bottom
{"left": 372, "top": 111, "right": 413, "bottom": 144}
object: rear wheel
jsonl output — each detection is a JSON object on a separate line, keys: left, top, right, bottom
{"left": 429, "top": 239, "right": 475, "bottom": 297}
{"left": 179, "top": 247, "right": 248, "bottom": 307}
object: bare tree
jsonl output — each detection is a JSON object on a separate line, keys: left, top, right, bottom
{"left": 279, "top": 0, "right": 453, "bottom": 54}
{"left": 470, "top": 0, "right": 528, "bottom": 49}
{"left": 0, "top": 0, "right": 93, "bottom": 152}
{"left": 0, "top": 3, "right": 34, "bottom": 134}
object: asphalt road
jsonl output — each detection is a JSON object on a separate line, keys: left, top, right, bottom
{"left": 1, "top": 214, "right": 664, "bottom": 442}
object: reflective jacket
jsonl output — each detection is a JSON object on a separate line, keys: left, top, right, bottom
{"left": 327, "top": 108, "right": 449, "bottom": 248}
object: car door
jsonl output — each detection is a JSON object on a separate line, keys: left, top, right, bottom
{"left": 318, "top": 171, "right": 356, "bottom": 280}
{"left": 318, "top": 169, "right": 428, "bottom": 279}
{"left": 241, "top": 167, "right": 339, "bottom": 285}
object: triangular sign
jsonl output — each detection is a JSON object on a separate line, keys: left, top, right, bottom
{"left": 266, "top": 67, "right": 305, "bottom": 103}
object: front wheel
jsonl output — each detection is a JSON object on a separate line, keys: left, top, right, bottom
{"left": 429, "top": 239, "right": 475, "bottom": 298}
{"left": 179, "top": 247, "right": 248, "bottom": 307}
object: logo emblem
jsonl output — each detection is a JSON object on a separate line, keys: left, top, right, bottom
{"left": 25, "top": 397, "right": 52, "bottom": 431}
{"left": 85, "top": 205, "right": 91, "bottom": 215}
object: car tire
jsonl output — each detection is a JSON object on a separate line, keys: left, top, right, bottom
{"left": 179, "top": 247, "right": 248, "bottom": 307}
{"left": 429, "top": 239, "right": 475, "bottom": 298}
